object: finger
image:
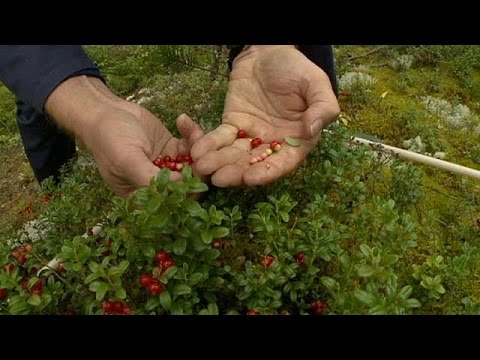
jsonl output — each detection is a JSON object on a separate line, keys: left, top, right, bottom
{"left": 194, "top": 138, "right": 252, "bottom": 175}
{"left": 190, "top": 123, "right": 238, "bottom": 161}
{"left": 243, "top": 139, "right": 316, "bottom": 186}
{"left": 211, "top": 163, "right": 247, "bottom": 187}
{"left": 176, "top": 114, "right": 204, "bottom": 155}
{"left": 300, "top": 69, "right": 341, "bottom": 138}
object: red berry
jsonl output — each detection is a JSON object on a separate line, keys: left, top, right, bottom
{"left": 0, "top": 288, "right": 7, "bottom": 301}
{"left": 24, "top": 205, "right": 33, "bottom": 214}
{"left": 270, "top": 140, "right": 281, "bottom": 150}
{"left": 163, "top": 155, "right": 172, "bottom": 162}
{"left": 32, "top": 288, "right": 42, "bottom": 296}
{"left": 122, "top": 306, "right": 133, "bottom": 315}
{"left": 176, "top": 163, "right": 183, "bottom": 171}
{"left": 87, "top": 228, "right": 94, "bottom": 236}
{"left": 168, "top": 162, "right": 177, "bottom": 171}
{"left": 175, "top": 154, "right": 186, "bottom": 163}
{"left": 295, "top": 252, "right": 305, "bottom": 264}
{"left": 42, "top": 194, "right": 51, "bottom": 203}
{"left": 184, "top": 155, "right": 193, "bottom": 165}
{"left": 11, "top": 249, "right": 21, "bottom": 259}
{"left": 309, "top": 300, "right": 329, "bottom": 315}
{"left": 102, "top": 301, "right": 114, "bottom": 314}
{"left": 162, "top": 258, "right": 175, "bottom": 271}
{"left": 212, "top": 239, "right": 225, "bottom": 249}
{"left": 33, "top": 280, "right": 43, "bottom": 291}
{"left": 17, "top": 254, "right": 27, "bottom": 265}
{"left": 246, "top": 310, "right": 260, "bottom": 315}
{"left": 113, "top": 301, "right": 124, "bottom": 314}
{"left": 237, "top": 129, "right": 248, "bottom": 138}
{"left": 148, "top": 281, "right": 165, "bottom": 296}
{"left": 21, "top": 279, "right": 29, "bottom": 289}
{"left": 251, "top": 138, "right": 263, "bottom": 149}
{"left": 153, "top": 158, "right": 163, "bottom": 167}
{"left": 155, "top": 250, "right": 170, "bottom": 264}
{"left": 3, "top": 263, "right": 14, "bottom": 273}
{"left": 261, "top": 255, "right": 274, "bottom": 268}
{"left": 139, "top": 274, "right": 155, "bottom": 288}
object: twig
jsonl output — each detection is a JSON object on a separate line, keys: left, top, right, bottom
{"left": 175, "top": 59, "right": 229, "bottom": 79}
{"left": 348, "top": 46, "right": 388, "bottom": 62}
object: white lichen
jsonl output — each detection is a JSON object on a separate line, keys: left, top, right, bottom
{"left": 339, "top": 72, "right": 377, "bottom": 91}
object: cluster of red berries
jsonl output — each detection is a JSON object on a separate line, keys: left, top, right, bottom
{"left": 102, "top": 300, "right": 132, "bottom": 315}
{"left": 152, "top": 154, "right": 193, "bottom": 171}
{"left": 139, "top": 250, "right": 176, "bottom": 296}
{"left": 20, "top": 278, "right": 44, "bottom": 297}
{"left": 11, "top": 244, "right": 32, "bottom": 266}
{"left": 309, "top": 300, "right": 329, "bottom": 315}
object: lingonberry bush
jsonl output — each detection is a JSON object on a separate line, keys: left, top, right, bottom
{"left": 3, "top": 46, "right": 480, "bottom": 315}
{"left": 2, "top": 124, "right": 480, "bottom": 315}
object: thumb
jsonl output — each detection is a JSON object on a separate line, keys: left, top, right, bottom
{"left": 302, "top": 101, "right": 340, "bottom": 138}
{"left": 176, "top": 113, "right": 204, "bottom": 144}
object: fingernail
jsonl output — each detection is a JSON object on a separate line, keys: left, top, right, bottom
{"left": 310, "top": 119, "right": 323, "bottom": 137}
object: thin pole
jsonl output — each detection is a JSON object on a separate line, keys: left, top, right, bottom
{"left": 352, "top": 136, "right": 480, "bottom": 180}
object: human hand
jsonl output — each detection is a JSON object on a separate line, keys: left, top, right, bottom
{"left": 45, "top": 76, "right": 204, "bottom": 197}
{"left": 191, "top": 45, "right": 340, "bottom": 187}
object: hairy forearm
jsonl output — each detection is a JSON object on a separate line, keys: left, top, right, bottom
{"left": 44, "top": 76, "right": 122, "bottom": 143}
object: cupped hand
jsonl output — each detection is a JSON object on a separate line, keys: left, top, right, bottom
{"left": 191, "top": 45, "right": 340, "bottom": 187}
{"left": 87, "top": 105, "right": 204, "bottom": 196}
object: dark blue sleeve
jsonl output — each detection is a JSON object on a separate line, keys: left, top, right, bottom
{"left": 297, "top": 45, "right": 338, "bottom": 96}
{"left": 0, "top": 45, "right": 105, "bottom": 114}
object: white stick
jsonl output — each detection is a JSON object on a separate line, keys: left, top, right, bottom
{"left": 352, "top": 136, "right": 480, "bottom": 180}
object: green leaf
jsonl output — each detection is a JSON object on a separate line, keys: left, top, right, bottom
{"left": 8, "top": 296, "right": 29, "bottom": 315}
{"left": 173, "top": 284, "right": 192, "bottom": 296}
{"left": 211, "top": 226, "right": 229, "bottom": 239}
{"left": 170, "top": 302, "right": 184, "bottom": 315}
{"left": 160, "top": 266, "right": 178, "bottom": 283}
{"left": 201, "top": 229, "right": 213, "bottom": 244}
{"left": 279, "top": 211, "right": 290, "bottom": 223}
{"left": 88, "top": 261, "right": 101, "bottom": 273}
{"left": 145, "top": 298, "right": 160, "bottom": 312}
{"left": 27, "top": 294, "right": 42, "bottom": 307}
{"left": 146, "top": 196, "right": 163, "bottom": 212}
{"left": 321, "top": 276, "right": 338, "bottom": 291}
{"left": 357, "top": 264, "right": 375, "bottom": 277}
{"left": 84, "top": 273, "right": 102, "bottom": 284}
{"left": 188, "top": 272, "right": 203, "bottom": 286}
{"left": 207, "top": 303, "right": 219, "bottom": 315}
{"left": 114, "top": 287, "right": 127, "bottom": 299}
{"left": 359, "top": 244, "right": 371, "bottom": 257}
{"left": 190, "top": 182, "right": 209, "bottom": 193}
{"left": 398, "top": 285, "right": 413, "bottom": 300}
{"left": 184, "top": 200, "right": 206, "bottom": 218}
{"left": 160, "top": 291, "right": 172, "bottom": 310}
{"left": 88, "top": 281, "right": 109, "bottom": 301}
{"left": 284, "top": 136, "right": 301, "bottom": 147}
{"left": 198, "top": 309, "right": 210, "bottom": 315}
{"left": 404, "top": 298, "right": 421, "bottom": 308}
{"left": 173, "top": 237, "right": 187, "bottom": 255}
{"left": 354, "top": 289, "right": 374, "bottom": 305}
